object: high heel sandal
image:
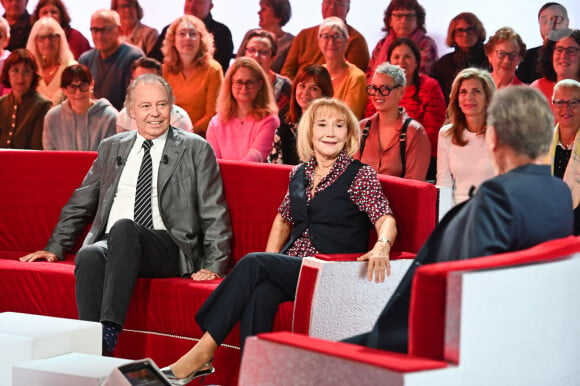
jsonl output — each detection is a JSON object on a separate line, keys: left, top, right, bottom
{"left": 160, "top": 359, "right": 215, "bottom": 386}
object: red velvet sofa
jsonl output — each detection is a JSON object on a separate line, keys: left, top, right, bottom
{"left": 0, "top": 150, "right": 437, "bottom": 385}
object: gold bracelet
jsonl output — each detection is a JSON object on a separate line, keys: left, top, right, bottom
{"left": 377, "top": 237, "right": 392, "bottom": 247}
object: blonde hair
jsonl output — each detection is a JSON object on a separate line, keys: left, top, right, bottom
{"left": 162, "top": 15, "right": 215, "bottom": 74}
{"left": 216, "top": 56, "right": 278, "bottom": 122}
{"left": 445, "top": 68, "right": 495, "bottom": 146}
{"left": 296, "top": 98, "right": 360, "bottom": 162}
{"left": 26, "top": 16, "right": 74, "bottom": 74}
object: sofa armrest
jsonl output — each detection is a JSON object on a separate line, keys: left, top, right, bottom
{"left": 239, "top": 332, "right": 448, "bottom": 386}
{"left": 293, "top": 256, "right": 414, "bottom": 341}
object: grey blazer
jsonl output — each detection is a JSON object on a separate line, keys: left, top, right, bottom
{"left": 45, "top": 127, "right": 232, "bottom": 276}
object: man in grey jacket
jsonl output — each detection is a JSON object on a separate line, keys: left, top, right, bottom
{"left": 21, "top": 74, "right": 232, "bottom": 355}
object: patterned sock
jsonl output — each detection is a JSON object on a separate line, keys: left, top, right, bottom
{"left": 102, "top": 321, "right": 122, "bottom": 356}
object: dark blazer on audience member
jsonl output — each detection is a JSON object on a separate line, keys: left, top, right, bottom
{"left": 45, "top": 127, "right": 232, "bottom": 276}
{"left": 354, "top": 163, "right": 573, "bottom": 353}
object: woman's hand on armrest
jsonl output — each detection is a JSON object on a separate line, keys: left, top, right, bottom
{"left": 20, "top": 251, "right": 58, "bottom": 263}
{"left": 357, "top": 214, "right": 397, "bottom": 283}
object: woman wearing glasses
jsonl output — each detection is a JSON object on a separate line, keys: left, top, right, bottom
{"left": 162, "top": 15, "right": 223, "bottom": 136}
{"left": 359, "top": 62, "right": 430, "bottom": 180}
{"left": 318, "top": 16, "right": 366, "bottom": 119}
{"left": 531, "top": 29, "right": 580, "bottom": 104}
{"left": 546, "top": 79, "right": 580, "bottom": 234}
{"left": 0, "top": 49, "right": 51, "bottom": 149}
{"left": 237, "top": 29, "right": 292, "bottom": 122}
{"left": 367, "top": 0, "right": 437, "bottom": 80}
{"left": 437, "top": 68, "right": 495, "bottom": 205}
{"left": 484, "top": 27, "right": 526, "bottom": 89}
{"left": 25, "top": 16, "right": 76, "bottom": 105}
{"left": 206, "top": 57, "right": 279, "bottom": 162}
{"left": 42, "top": 64, "right": 117, "bottom": 151}
{"left": 432, "top": 12, "right": 488, "bottom": 103}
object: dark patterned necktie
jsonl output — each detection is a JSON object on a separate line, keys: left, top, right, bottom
{"left": 134, "top": 139, "right": 153, "bottom": 228}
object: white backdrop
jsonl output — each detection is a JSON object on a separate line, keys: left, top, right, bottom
{"left": 9, "top": 0, "right": 580, "bottom": 58}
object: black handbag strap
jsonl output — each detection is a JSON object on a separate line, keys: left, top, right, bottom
{"left": 399, "top": 117, "right": 412, "bottom": 178}
{"left": 359, "top": 119, "right": 372, "bottom": 158}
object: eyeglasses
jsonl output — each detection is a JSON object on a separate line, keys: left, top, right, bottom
{"left": 36, "top": 33, "right": 60, "bottom": 42}
{"left": 65, "top": 82, "right": 90, "bottom": 93}
{"left": 245, "top": 47, "right": 271, "bottom": 58}
{"left": 8, "top": 67, "right": 33, "bottom": 76}
{"left": 552, "top": 99, "right": 580, "bottom": 109}
{"left": 319, "top": 33, "right": 344, "bottom": 41}
{"left": 454, "top": 26, "right": 476, "bottom": 35}
{"left": 297, "top": 82, "right": 322, "bottom": 93}
{"left": 391, "top": 12, "right": 417, "bottom": 20}
{"left": 554, "top": 46, "right": 580, "bottom": 57}
{"left": 495, "top": 50, "right": 519, "bottom": 61}
{"left": 176, "top": 30, "right": 199, "bottom": 40}
{"left": 365, "top": 84, "right": 402, "bottom": 97}
{"left": 232, "top": 79, "right": 261, "bottom": 90}
{"left": 90, "top": 26, "right": 116, "bottom": 34}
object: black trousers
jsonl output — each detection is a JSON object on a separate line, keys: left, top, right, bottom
{"left": 74, "top": 219, "right": 180, "bottom": 326}
{"left": 195, "top": 252, "right": 302, "bottom": 350}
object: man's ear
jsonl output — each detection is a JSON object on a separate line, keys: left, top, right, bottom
{"left": 486, "top": 125, "right": 499, "bottom": 152}
{"left": 127, "top": 106, "right": 135, "bottom": 119}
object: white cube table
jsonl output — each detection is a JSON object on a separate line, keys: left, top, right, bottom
{"left": 0, "top": 312, "right": 101, "bottom": 385}
{"left": 13, "top": 352, "right": 133, "bottom": 386}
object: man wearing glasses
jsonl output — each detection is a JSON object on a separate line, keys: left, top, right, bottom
{"left": 79, "top": 9, "right": 144, "bottom": 110}
{"left": 517, "top": 2, "right": 569, "bottom": 84}
{"left": 281, "top": 0, "right": 369, "bottom": 80}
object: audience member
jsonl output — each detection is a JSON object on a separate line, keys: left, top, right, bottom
{"left": 26, "top": 16, "right": 76, "bottom": 105}
{"left": 517, "top": 2, "right": 569, "bottom": 84}
{"left": 150, "top": 0, "right": 234, "bottom": 73}
{"left": 318, "top": 17, "right": 366, "bottom": 119}
{"left": 20, "top": 73, "right": 232, "bottom": 356}
{"left": 437, "top": 68, "right": 495, "bottom": 205}
{"left": 484, "top": 27, "right": 526, "bottom": 89}
{"left": 117, "top": 57, "right": 193, "bottom": 133}
{"left": 31, "top": 0, "right": 91, "bottom": 59}
{"left": 256, "top": 0, "right": 293, "bottom": 73}
{"left": 345, "top": 85, "right": 573, "bottom": 354}
{"left": 162, "top": 15, "right": 222, "bottom": 136}
{"left": 1, "top": 0, "right": 31, "bottom": 51}
{"left": 0, "top": 16, "right": 10, "bottom": 96}
{"left": 79, "top": 9, "right": 143, "bottom": 111}
{"left": 206, "top": 57, "right": 279, "bottom": 162}
{"left": 43, "top": 64, "right": 117, "bottom": 151}
{"left": 160, "top": 97, "right": 397, "bottom": 384}
{"left": 237, "top": 29, "right": 291, "bottom": 121}
{"left": 359, "top": 62, "right": 430, "bottom": 180}
{"left": 281, "top": 0, "right": 369, "bottom": 80}
{"left": 546, "top": 79, "right": 580, "bottom": 234}
{"left": 367, "top": 0, "right": 437, "bottom": 80}
{"left": 0, "top": 49, "right": 51, "bottom": 149}
{"left": 386, "top": 38, "right": 445, "bottom": 180}
{"left": 433, "top": 12, "right": 488, "bottom": 103}
{"left": 269, "top": 64, "right": 333, "bottom": 164}
{"left": 531, "top": 28, "right": 580, "bottom": 103}
{"left": 111, "top": 0, "right": 158, "bottom": 56}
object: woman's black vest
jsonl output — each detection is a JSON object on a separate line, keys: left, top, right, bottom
{"left": 284, "top": 160, "right": 370, "bottom": 254}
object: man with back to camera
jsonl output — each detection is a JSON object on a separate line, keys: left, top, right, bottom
{"left": 345, "top": 86, "right": 573, "bottom": 353}
{"left": 20, "top": 73, "right": 232, "bottom": 356}
{"left": 79, "top": 9, "right": 144, "bottom": 110}
{"left": 149, "top": 0, "right": 234, "bottom": 73}
{"left": 516, "top": 2, "right": 569, "bottom": 84}
{"left": 280, "top": 0, "right": 369, "bottom": 80}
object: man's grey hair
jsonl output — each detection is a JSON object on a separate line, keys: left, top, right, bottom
{"left": 487, "top": 86, "right": 554, "bottom": 159}
{"left": 125, "top": 74, "right": 175, "bottom": 110}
